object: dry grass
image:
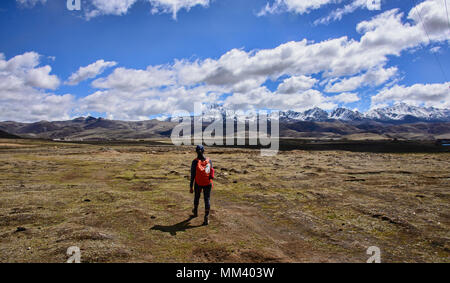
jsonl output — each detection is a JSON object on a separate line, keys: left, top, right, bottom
{"left": 0, "top": 138, "right": 448, "bottom": 263}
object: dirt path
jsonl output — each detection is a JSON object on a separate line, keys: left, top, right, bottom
{"left": 157, "top": 189, "right": 362, "bottom": 263}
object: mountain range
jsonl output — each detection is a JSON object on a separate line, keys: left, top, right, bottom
{"left": 0, "top": 103, "right": 449, "bottom": 141}
{"left": 195, "top": 103, "right": 450, "bottom": 123}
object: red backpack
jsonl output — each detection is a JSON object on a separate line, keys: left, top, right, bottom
{"left": 195, "top": 158, "right": 213, "bottom": 186}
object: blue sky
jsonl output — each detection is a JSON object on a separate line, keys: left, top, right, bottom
{"left": 0, "top": 0, "right": 449, "bottom": 122}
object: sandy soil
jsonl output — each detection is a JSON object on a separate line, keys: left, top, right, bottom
{"left": 0, "top": 139, "right": 448, "bottom": 263}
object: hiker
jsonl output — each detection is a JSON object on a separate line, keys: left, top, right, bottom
{"left": 190, "top": 145, "right": 214, "bottom": 226}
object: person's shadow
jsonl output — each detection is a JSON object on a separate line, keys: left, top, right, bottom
{"left": 151, "top": 216, "right": 203, "bottom": 236}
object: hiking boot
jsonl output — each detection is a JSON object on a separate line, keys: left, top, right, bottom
{"left": 192, "top": 208, "right": 198, "bottom": 218}
{"left": 203, "top": 216, "right": 209, "bottom": 226}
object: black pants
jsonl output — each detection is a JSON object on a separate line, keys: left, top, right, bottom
{"left": 194, "top": 183, "right": 212, "bottom": 212}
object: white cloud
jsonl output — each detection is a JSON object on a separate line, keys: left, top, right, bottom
{"left": 7, "top": 0, "right": 450, "bottom": 121}
{"left": 26, "top": 65, "right": 60, "bottom": 89}
{"left": 259, "top": 0, "right": 382, "bottom": 21}
{"left": 277, "top": 75, "right": 318, "bottom": 94}
{"left": 223, "top": 87, "right": 337, "bottom": 112}
{"left": 149, "top": 0, "right": 210, "bottom": 19}
{"left": 329, "top": 92, "right": 360, "bottom": 103}
{"left": 91, "top": 65, "right": 175, "bottom": 91}
{"left": 314, "top": 0, "right": 380, "bottom": 25}
{"left": 66, "top": 59, "right": 117, "bottom": 86}
{"left": 84, "top": 0, "right": 211, "bottom": 19}
{"left": 0, "top": 52, "right": 73, "bottom": 122}
{"left": 79, "top": 1, "right": 450, "bottom": 118}
{"left": 0, "top": 52, "right": 60, "bottom": 90}
{"left": 407, "top": 0, "right": 450, "bottom": 38}
{"left": 258, "top": 0, "right": 337, "bottom": 16}
{"left": 325, "top": 67, "right": 398, "bottom": 92}
{"left": 222, "top": 87, "right": 358, "bottom": 113}
{"left": 186, "top": 5, "right": 447, "bottom": 86}
{"left": 85, "top": 0, "right": 138, "bottom": 19}
{"left": 78, "top": 84, "right": 225, "bottom": 120}
{"left": 371, "top": 82, "right": 450, "bottom": 108}
{"left": 2, "top": 51, "right": 40, "bottom": 71}
{"left": 16, "top": 0, "right": 213, "bottom": 20}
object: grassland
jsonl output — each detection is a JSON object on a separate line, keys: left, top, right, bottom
{"left": 0, "top": 138, "right": 448, "bottom": 262}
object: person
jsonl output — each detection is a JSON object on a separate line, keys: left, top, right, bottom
{"left": 190, "top": 145, "right": 214, "bottom": 225}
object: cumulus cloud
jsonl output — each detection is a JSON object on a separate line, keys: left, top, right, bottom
{"left": 325, "top": 67, "right": 398, "bottom": 92}
{"left": 85, "top": 0, "right": 138, "bottom": 19}
{"left": 7, "top": 0, "right": 450, "bottom": 121}
{"left": 78, "top": 1, "right": 450, "bottom": 119}
{"left": 26, "top": 65, "right": 61, "bottom": 89}
{"left": 407, "top": 0, "right": 450, "bottom": 36}
{"left": 78, "top": 85, "right": 225, "bottom": 120}
{"left": 0, "top": 52, "right": 73, "bottom": 122}
{"left": 66, "top": 59, "right": 117, "bottom": 86}
{"left": 183, "top": 3, "right": 447, "bottom": 86}
{"left": 277, "top": 75, "right": 318, "bottom": 94}
{"left": 223, "top": 87, "right": 361, "bottom": 112}
{"left": 329, "top": 92, "right": 360, "bottom": 103}
{"left": 371, "top": 82, "right": 450, "bottom": 108}
{"left": 0, "top": 52, "right": 60, "bottom": 90}
{"left": 223, "top": 87, "right": 337, "bottom": 112}
{"left": 91, "top": 65, "right": 175, "bottom": 91}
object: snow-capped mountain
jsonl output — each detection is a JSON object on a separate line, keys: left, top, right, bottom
{"left": 201, "top": 103, "right": 242, "bottom": 122}
{"left": 330, "top": 108, "right": 364, "bottom": 121}
{"left": 281, "top": 110, "right": 303, "bottom": 120}
{"left": 3, "top": 103, "right": 449, "bottom": 141}
{"left": 280, "top": 107, "right": 362, "bottom": 122}
{"left": 281, "top": 103, "right": 449, "bottom": 122}
{"left": 281, "top": 107, "right": 328, "bottom": 121}
{"left": 365, "top": 103, "right": 450, "bottom": 122}
{"left": 302, "top": 107, "right": 329, "bottom": 121}
{"left": 160, "top": 103, "right": 450, "bottom": 123}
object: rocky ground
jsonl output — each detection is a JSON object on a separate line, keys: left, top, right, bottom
{"left": 0, "top": 139, "right": 448, "bottom": 262}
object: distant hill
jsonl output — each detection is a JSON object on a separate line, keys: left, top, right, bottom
{"left": 1, "top": 103, "right": 449, "bottom": 141}
{"left": 0, "top": 129, "right": 20, "bottom": 139}
{"left": 0, "top": 117, "right": 176, "bottom": 141}
{"left": 279, "top": 120, "right": 450, "bottom": 140}
{"left": 1, "top": 117, "right": 449, "bottom": 141}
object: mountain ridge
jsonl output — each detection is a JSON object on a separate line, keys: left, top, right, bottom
{"left": 1, "top": 104, "right": 449, "bottom": 141}
{"left": 196, "top": 103, "right": 450, "bottom": 123}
